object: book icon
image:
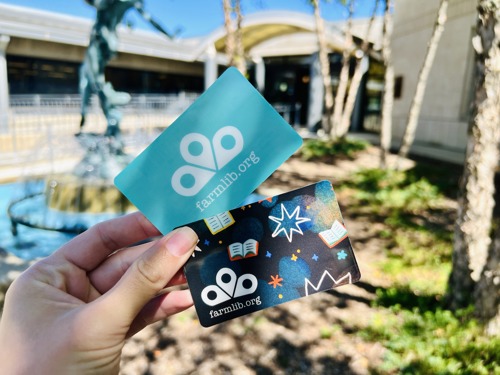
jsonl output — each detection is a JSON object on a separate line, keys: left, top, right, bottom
{"left": 204, "top": 211, "right": 235, "bottom": 235}
{"left": 227, "top": 239, "right": 259, "bottom": 261}
{"left": 319, "top": 220, "right": 348, "bottom": 248}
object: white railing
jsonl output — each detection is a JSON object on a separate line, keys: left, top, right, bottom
{"left": 9, "top": 93, "right": 200, "bottom": 113}
{"left": 0, "top": 93, "right": 200, "bottom": 181}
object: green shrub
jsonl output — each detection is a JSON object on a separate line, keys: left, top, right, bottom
{"left": 299, "top": 138, "right": 369, "bottom": 161}
{"left": 341, "top": 168, "right": 454, "bottom": 269}
{"left": 360, "top": 300, "right": 500, "bottom": 374}
{"left": 348, "top": 168, "right": 442, "bottom": 211}
{"left": 373, "top": 285, "right": 442, "bottom": 312}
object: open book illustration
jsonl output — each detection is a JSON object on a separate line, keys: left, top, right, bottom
{"left": 227, "top": 239, "right": 259, "bottom": 261}
{"left": 319, "top": 220, "right": 348, "bottom": 248}
{"left": 204, "top": 211, "right": 235, "bottom": 235}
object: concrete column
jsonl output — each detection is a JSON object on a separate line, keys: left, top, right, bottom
{"left": 253, "top": 56, "right": 265, "bottom": 93}
{"left": 307, "top": 52, "right": 324, "bottom": 132}
{"left": 204, "top": 44, "right": 217, "bottom": 91}
{"left": 0, "top": 35, "right": 10, "bottom": 132}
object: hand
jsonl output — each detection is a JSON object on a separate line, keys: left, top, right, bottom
{"left": 0, "top": 212, "right": 198, "bottom": 374}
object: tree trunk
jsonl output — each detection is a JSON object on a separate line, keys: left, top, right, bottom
{"left": 312, "top": 0, "right": 334, "bottom": 134}
{"left": 223, "top": 0, "right": 236, "bottom": 67}
{"left": 331, "top": 0, "right": 354, "bottom": 138}
{"left": 222, "top": 0, "right": 246, "bottom": 75}
{"left": 337, "top": 0, "right": 380, "bottom": 138}
{"left": 234, "top": 0, "right": 247, "bottom": 76}
{"left": 379, "top": 0, "right": 394, "bottom": 169}
{"left": 474, "top": 227, "right": 500, "bottom": 335}
{"left": 448, "top": 1, "right": 500, "bottom": 335}
{"left": 397, "top": 0, "right": 449, "bottom": 162}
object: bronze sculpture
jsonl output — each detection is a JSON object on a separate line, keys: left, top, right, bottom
{"left": 79, "top": 0, "right": 174, "bottom": 138}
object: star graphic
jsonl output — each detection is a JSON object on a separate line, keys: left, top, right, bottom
{"left": 204, "top": 239, "right": 210, "bottom": 246}
{"left": 266, "top": 251, "right": 272, "bottom": 258}
{"left": 268, "top": 274, "right": 283, "bottom": 288}
{"left": 268, "top": 204, "right": 311, "bottom": 242}
{"left": 312, "top": 254, "right": 319, "bottom": 261}
{"left": 191, "top": 245, "right": 202, "bottom": 257}
{"left": 337, "top": 250, "right": 348, "bottom": 260}
{"left": 291, "top": 254, "right": 298, "bottom": 261}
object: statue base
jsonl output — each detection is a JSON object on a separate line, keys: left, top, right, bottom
{"left": 45, "top": 174, "right": 133, "bottom": 214}
{"left": 45, "top": 132, "right": 134, "bottom": 214}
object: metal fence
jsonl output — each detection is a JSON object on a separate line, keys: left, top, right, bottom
{"left": 0, "top": 93, "right": 199, "bottom": 182}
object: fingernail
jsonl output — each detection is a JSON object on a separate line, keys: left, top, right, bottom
{"left": 166, "top": 227, "right": 198, "bottom": 257}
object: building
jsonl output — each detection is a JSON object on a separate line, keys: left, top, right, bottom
{"left": 0, "top": 3, "right": 383, "bottom": 134}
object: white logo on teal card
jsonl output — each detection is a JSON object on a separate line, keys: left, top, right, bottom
{"left": 114, "top": 67, "right": 303, "bottom": 234}
{"left": 172, "top": 126, "right": 243, "bottom": 196}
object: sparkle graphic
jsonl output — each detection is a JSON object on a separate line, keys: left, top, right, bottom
{"left": 268, "top": 275, "right": 283, "bottom": 288}
{"left": 269, "top": 204, "right": 311, "bottom": 242}
{"left": 312, "top": 254, "right": 319, "bottom": 261}
{"left": 278, "top": 294, "right": 283, "bottom": 299}
{"left": 204, "top": 239, "right": 210, "bottom": 246}
{"left": 337, "top": 250, "right": 348, "bottom": 260}
{"left": 191, "top": 245, "right": 202, "bottom": 257}
{"left": 266, "top": 251, "right": 272, "bottom": 258}
{"left": 291, "top": 254, "right": 298, "bottom": 261}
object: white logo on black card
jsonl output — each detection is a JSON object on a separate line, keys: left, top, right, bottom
{"left": 201, "top": 267, "right": 258, "bottom": 306}
{"left": 171, "top": 126, "right": 244, "bottom": 196}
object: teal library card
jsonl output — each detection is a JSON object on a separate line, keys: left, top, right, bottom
{"left": 114, "top": 68, "right": 303, "bottom": 234}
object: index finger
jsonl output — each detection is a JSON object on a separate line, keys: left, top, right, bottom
{"left": 55, "top": 211, "right": 161, "bottom": 271}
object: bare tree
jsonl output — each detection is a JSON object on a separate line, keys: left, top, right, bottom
{"left": 397, "top": 0, "right": 449, "bottom": 162}
{"left": 379, "top": 0, "right": 394, "bottom": 168}
{"left": 234, "top": 0, "right": 246, "bottom": 75}
{"left": 222, "top": 0, "right": 247, "bottom": 75}
{"left": 312, "top": 0, "right": 335, "bottom": 133}
{"left": 448, "top": 0, "right": 500, "bottom": 335}
{"left": 331, "top": 0, "right": 354, "bottom": 138}
{"left": 223, "top": 0, "right": 236, "bottom": 64}
{"left": 336, "top": 0, "right": 380, "bottom": 138}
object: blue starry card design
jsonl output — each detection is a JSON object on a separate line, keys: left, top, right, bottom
{"left": 184, "top": 180, "right": 361, "bottom": 327}
{"left": 114, "top": 67, "right": 303, "bottom": 234}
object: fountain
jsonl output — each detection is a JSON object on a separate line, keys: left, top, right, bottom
{"left": 6, "top": 0, "right": 174, "bottom": 260}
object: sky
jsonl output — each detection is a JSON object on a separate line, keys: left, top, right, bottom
{"left": 0, "top": 0, "right": 383, "bottom": 38}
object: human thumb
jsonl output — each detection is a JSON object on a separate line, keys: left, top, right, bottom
{"left": 93, "top": 226, "right": 198, "bottom": 328}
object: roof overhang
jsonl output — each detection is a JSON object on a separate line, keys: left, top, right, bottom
{"left": 0, "top": 3, "right": 202, "bottom": 62}
{"left": 0, "top": 4, "right": 382, "bottom": 64}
